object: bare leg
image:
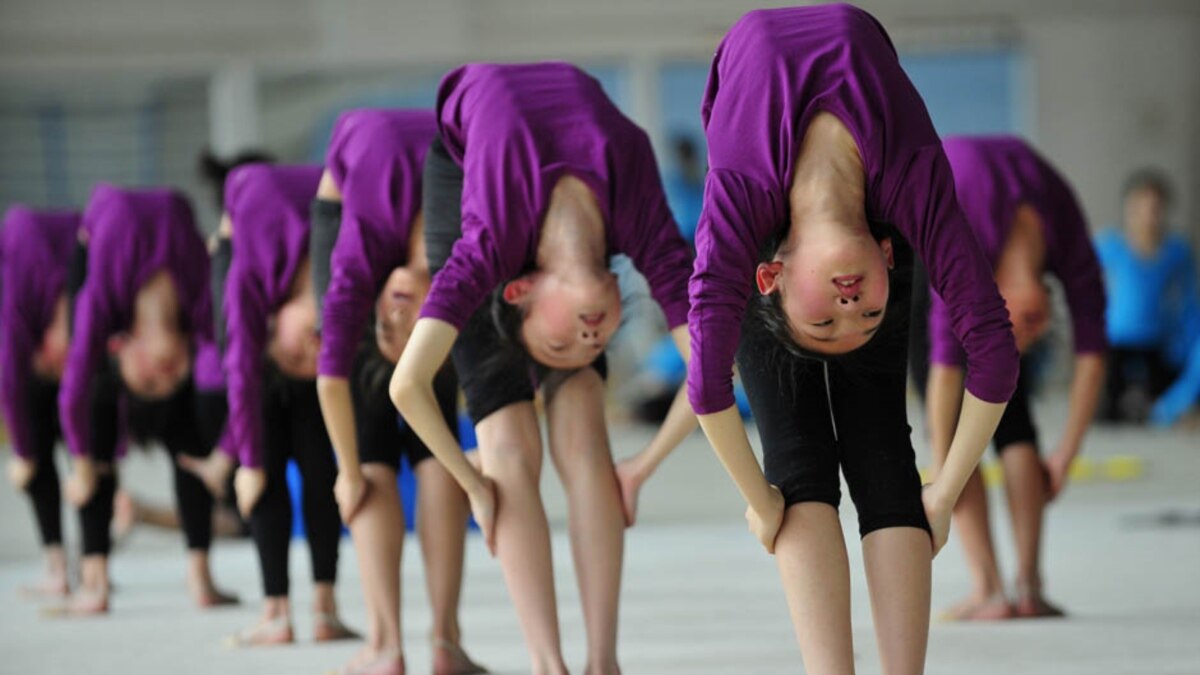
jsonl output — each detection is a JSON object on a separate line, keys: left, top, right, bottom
{"left": 22, "top": 545, "right": 69, "bottom": 598}
{"left": 862, "top": 527, "right": 932, "bottom": 675}
{"left": 187, "top": 550, "right": 238, "bottom": 607}
{"left": 940, "top": 469, "right": 1011, "bottom": 620}
{"left": 476, "top": 403, "right": 567, "bottom": 675}
{"left": 774, "top": 502, "right": 855, "bottom": 675}
{"left": 999, "top": 444, "right": 1062, "bottom": 617}
{"left": 415, "top": 459, "right": 486, "bottom": 674}
{"left": 336, "top": 464, "right": 404, "bottom": 673}
{"left": 545, "top": 370, "right": 624, "bottom": 675}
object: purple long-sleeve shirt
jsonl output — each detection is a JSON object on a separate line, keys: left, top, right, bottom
{"left": 687, "top": 4, "right": 1018, "bottom": 414}
{"left": 317, "top": 109, "right": 437, "bottom": 379}
{"left": 420, "top": 62, "right": 692, "bottom": 333}
{"left": 223, "top": 164, "right": 322, "bottom": 468}
{"left": 59, "top": 185, "right": 218, "bottom": 458}
{"left": 1, "top": 207, "right": 79, "bottom": 459}
{"left": 930, "top": 136, "right": 1107, "bottom": 366}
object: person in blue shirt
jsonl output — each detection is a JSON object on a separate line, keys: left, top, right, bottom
{"left": 1095, "top": 169, "right": 1199, "bottom": 422}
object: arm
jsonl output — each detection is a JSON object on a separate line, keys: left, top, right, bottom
{"left": 390, "top": 318, "right": 483, "bottom": 495}
{"left": 614, "top": 325, "right": 698, "bottom": 525}
{"left": 316, "top": 375, "right": 369, "bottom": 521}
{"left": 925, "top": 363, "right": 965, "bottom": 474}
{"left": 1044, "top": 353, "right": 1105, "bottom": 499}
{"left": 698, "top": 406, "right": 785, "bottom": 553}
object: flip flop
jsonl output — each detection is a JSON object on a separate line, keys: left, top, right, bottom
{"left": 937, "top": 592, "right": 1014, "bottom": 622}
{"left": 328, "top": 648, "right": 405, "bottom": 675}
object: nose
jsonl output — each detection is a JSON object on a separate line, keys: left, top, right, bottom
{"left": 836, "top": 294, "right": 860, "bottom": 307}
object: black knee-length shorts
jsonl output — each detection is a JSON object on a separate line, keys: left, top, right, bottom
{"left": 737, "top": 237, "right": 930, "bottom": 539}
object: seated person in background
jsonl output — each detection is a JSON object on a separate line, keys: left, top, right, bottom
{"left": 1095, "top": 169, "right": 1199, "bottom": 422}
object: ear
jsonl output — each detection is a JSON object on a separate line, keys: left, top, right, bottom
{"left": 880, "top": 238, "right": 895, "bottom": 270}
{"left": 107, "top": 334, "right": 129, "bottom": 356}
{"left": 502, "top": 277, "right": 534, "bottom": 305}
{"left": 755, "top": 261, "right": 785, "bottom": 296}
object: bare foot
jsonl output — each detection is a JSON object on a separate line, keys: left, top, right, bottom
{"left": 193, "top": 584, "right": 240, "bottom": 608}
{"left": 331, "top": 646, "right": 405, "bottom": 675}
{"left": 223, "top": 614, "right": 294, "bottom": 648}
{"left": 433, "top": 640, "right": 489, "bottom": 675}
{"left": 1015, "top": 592, "right": 1066, "bottom": 618}
{"left": 937, "top": 592, "right": 1014, "bottom": 621}
{"left": 313, "top": 612, "right": 361, "bottom": 642}
{"left": 42, "top": 589, "right": 109, "bottom": 618}
{"left": 20, "top": 573, "right": 70, "bottom": 600}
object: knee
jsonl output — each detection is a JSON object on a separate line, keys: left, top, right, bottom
{"left": 483, "top": 442, "right": 541, "bottom": 488}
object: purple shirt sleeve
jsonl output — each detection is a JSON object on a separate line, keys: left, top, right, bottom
{"left": 59, "top": 217, "right": 123, "bottom": 458}
{"left": 884, "top": 145, "right": 1017, "bottom": 403}
{"left": 222, "top": 164, "right": 321, "bottom": 468}
{"left": 1046, "top": 187, "right": 1108, "bottom": 356}
{"left": 687, "top": 170, "right": 782, "bottom": 414}
{"left": 1, "top": 209, "right": 77, "bottom": 458}
{"left": 613, "top": 134, "right": 693, "bottom": 330}
{"left": 318, "top": 110, "right": 435, "bottom": 378}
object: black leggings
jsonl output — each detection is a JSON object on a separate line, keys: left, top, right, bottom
{"left": 251, "top": 365, "right": 340, "bottom": 597}
{"left": 79, "top": 364, "right": 122, "bottom": 557}
{"left": 125, "top": 377, "right": 222, "bottom": 552}
{"left": 22, "top": 375, "right": 64, "bottom": 548}
{"left": 1101, "top": 347, "right": 1176, "bottom": 422}
{"left": 737, "top": 237, "right": 929, "bottom": 539}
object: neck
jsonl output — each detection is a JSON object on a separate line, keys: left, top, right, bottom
{"left": 406, "top": 212, "right": 429, "bottom": 273}
{"left": 135, "top": 270, "right": 179, "bottom": 334}
{"left": 996, "top": 204, "right": 1046, "bottom": 285}
{"left": 290, "top": 258, "right": 315, "bottom": 305}
{"left": 537, "top": 176, "right": 607, "bottom": 280}
{"left": 787, "top": 113, "right": 868, "bottom": 252}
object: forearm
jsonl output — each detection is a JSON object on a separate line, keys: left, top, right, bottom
{"left": 627, "top": 326, "right": 698, "bottom": 480}
{"left": 316, "top": 376, "right": 361, "bottom": 474}
{"left": 390, "top": 318, "right": 485, "bottom": 494}
{"left": 929, "top": 392, "right": 1007, "bottom": 507}
{"left": 925, "top": 364, "right": 965, "bottom": 474}
{"left": 1055, "top": 353, "right": 1106, "bottom": 459}
{"left": 698, "top": 406, "right": 774, "bottom": 512}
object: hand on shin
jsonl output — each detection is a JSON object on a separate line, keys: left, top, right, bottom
{"left": 746, "top": 485, "right": 785, "bottom": 554}
{"left": 66, "top": 457, "right": 98, "bottom": 506}
{"left": 7, "top": 456, "right": 36, "bottom": 490}
{"left": 235, "top": 467, "right": 266, "bottom": 517}
{"left": 921, "top": 484, "right": 953, "bottom": 555}
{"left": 334, "top": 469, "right": 370, "bottom": 523}
{"left": 467, "top": 477, "right": 498, "bottom": 556}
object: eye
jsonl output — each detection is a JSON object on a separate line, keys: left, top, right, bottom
{"left": 863, "top": 310, "right": 883, "bottom": 319}
{"left": 547, "top": 343, "right": 567, "bottom": 353}
{"left": 811, "top": 319, "right": 834, "bottom": 328}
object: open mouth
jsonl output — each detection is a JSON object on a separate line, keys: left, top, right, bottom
{"left": 581, "top": 312, "right": 606, "bottom": 327}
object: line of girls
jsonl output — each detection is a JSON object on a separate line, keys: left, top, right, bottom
{"left": 2, "top": 3, "right": 1109, "bottom": 674}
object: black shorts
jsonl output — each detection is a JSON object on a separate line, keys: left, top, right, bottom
{"left": 992, "top": 356, "right": 1038, "bottom": 453}
{"left": 736, "top": 236, "right": 929, "bottom": 539}
{"left": 422, "top": 136, "right": 607, "bottom": 425}
{"left": 352, "top": 340, "right": 457, "bottom": 471}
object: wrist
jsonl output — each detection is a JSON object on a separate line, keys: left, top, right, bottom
{"left": 926, "top": 481, "right": 957, "bottom": 510}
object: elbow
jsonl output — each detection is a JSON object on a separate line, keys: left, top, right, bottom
{"left": 388, "top": 368, "right": 417, "bottom": 415}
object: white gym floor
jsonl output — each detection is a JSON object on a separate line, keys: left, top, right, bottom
{"left": 2, "top": 395, "right": 1198, "bottom": 674}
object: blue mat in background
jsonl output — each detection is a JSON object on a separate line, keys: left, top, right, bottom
{"left": 288, "top": 413, "right": 479, "bottom": 538}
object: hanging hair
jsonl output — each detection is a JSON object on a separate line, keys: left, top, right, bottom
{"left": 197, "top": 147, "right": 276, "bottom": 211}
{"left": 1121, "top": 167, "right": 1172, "bottom": 206}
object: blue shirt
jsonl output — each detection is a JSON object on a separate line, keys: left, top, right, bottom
{"left": 1095, "top": 230, "right": 1198, "bottom": 349}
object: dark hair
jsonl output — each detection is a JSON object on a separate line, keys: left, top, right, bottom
{"left": 750, "top": 220, "right": 912, "bottom": 379}
{"left": 1122, "top": 168, "right": 1172, "bottom": 206}
{"left": 197, "top": 148, "right": 276, "bottom": 210}
{"left": 673, "top": 135, "right": 698, "bottom": 165}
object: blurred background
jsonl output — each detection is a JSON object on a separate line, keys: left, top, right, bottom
{"left": 1, "top": 2, "right": 1198, "bottom": 673}
{"left": 2, "top": 0, "right": 1198, "bottom": 244}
